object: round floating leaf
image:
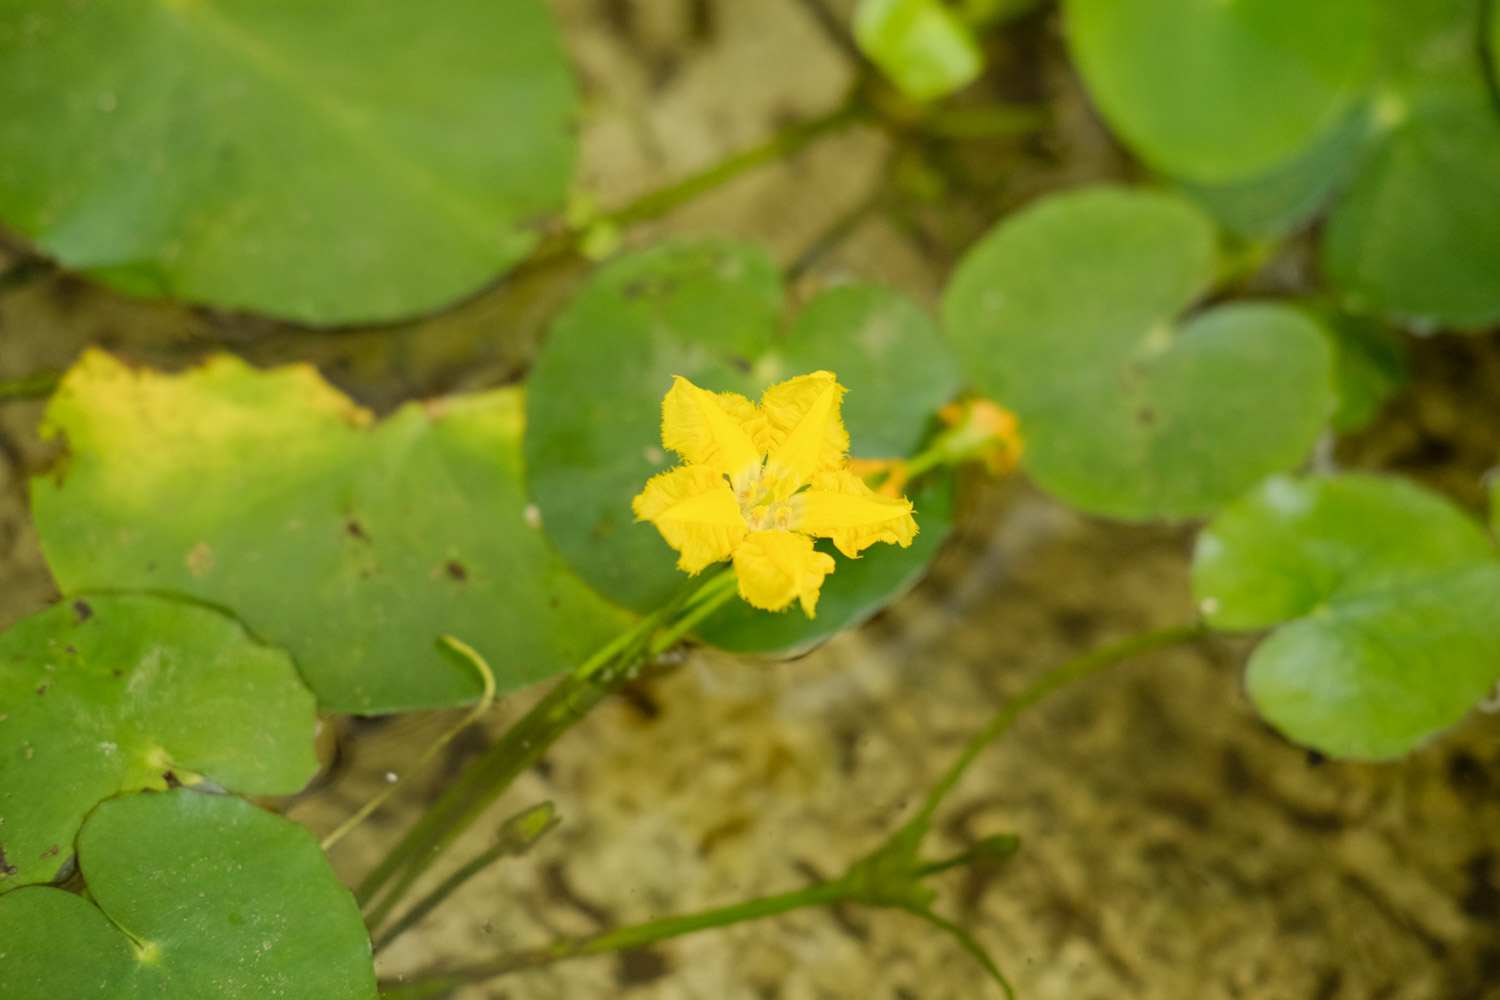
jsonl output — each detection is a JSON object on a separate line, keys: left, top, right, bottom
{"left": 1193, "top": 474, "right": 1500, "bottom": 759}
{"left": 1064, "top": 0, "right": 1375, "bottom": 182}
{"left": 524, "top": 238, "right": 960, "bottom": 639}
{"left": 0, "top": 594, "right": 315, "bottom": 893}
{"left": 854, "top": 0, "right": 984, "bottom": 101}
{"left": 0, "top": 0, "right": 576, "bottom": 324}
{"left": 0, "top": 788, "right": 376, "bottom": 999}
{"left": 31, "top": 351, "right": 630, "bottom": 714}
{"left": 943, "top": 187, "right": 1333, "bottom": 520}
{"left": 1323, "top": 87, "right": 1500, "bottom": 329}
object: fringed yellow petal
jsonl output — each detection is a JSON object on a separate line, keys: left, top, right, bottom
{"left": 801, "top": 470, "right": 918, "bottom": 559}
{"left": 661, "top": 376, "right": 762, "bottom": 479}
{"left": 731, "top": 529, "right": 836, "bottom": 617}
{"left": 756, "top": 372, "right": 849, "bottom": 495}
{"left": 632, "top": 465, "right": 745, "bottom": 574}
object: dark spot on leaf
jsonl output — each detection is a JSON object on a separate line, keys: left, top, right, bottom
{"left": 228, "top": 912, "right": 245, "bottom": 926}
{"left": 146, "top": 561, "right": 158, "bottom": 572}
{"left": 616, "top": 947, "right": 672, "bottom": 987}
{"left": 728, "top": 355, "right": 753, "bottom": 374}
{"left": 0, "top": 843, "right": 17, "bottom": 877}
{"left": 621, "top": 279, "right": 648, "bottom": 299}
{"left": 591, "top": 515, "right": 615, "bottom": 540}
{"left": 112, "top": 669, "right": 123, "bottom": 678}
{"left": 446, "top": 561, "right": 468, "bottom": 582}
{"left": 73, "top": 599, "right": 92, "bottom": 622}
{"left": 346, "top": 520, "right": 370, "bottom": 541}
{"left": 65, "top": 645, "right": 77, "bottom": 655}
{"left": 1306, "top": 749, "right": 1327, "bottom": 767}
{"left": 1136, "top": 406, "right": 1157, "bottom": 426}
{"left": 35, "top": 683, "right": 48, "bottom": 696}
{"left": 39, "top": 843, "right": 59, "bottom": 859}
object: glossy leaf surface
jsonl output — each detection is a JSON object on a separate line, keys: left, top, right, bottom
{"left": 1193, "top": 474, "right": 1500, "bottom": 759}
{"left": 0, "top": 594, "right": 315, "bottom": 893}
{"left": 0, "top": 789, "right": 375, "bottom": 999}
{"left": 0, "top": 0, "right": 576, "bottom": 323}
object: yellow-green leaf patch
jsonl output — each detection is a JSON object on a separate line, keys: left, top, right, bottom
{"left": 30, "top": 351, "right": 630, "bottom": 714}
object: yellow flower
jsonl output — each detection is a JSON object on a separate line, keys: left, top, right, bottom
{"left": 632, "top": 371, "right": 918, "bottom": 617}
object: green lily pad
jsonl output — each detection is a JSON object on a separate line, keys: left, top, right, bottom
{"left": 1322, "top": 86, "right": 1500, "bottom": 329}
{"left": 854, "top": 0, "right": 984, "bottom": 101}
{"left": 523, "top": 238, "right": 960, "bottom": 640}
{"left": 0, "top": 594, "right": 315, "bottom": 893}
{"left": 0, "top": 788, "right": 376, "bottom": 999}
{"left": 31, "top": 351, "right": 630, "bottom": 714}
{"left": 1064, "top": 0, "right": 1375, "bottom": 183}
{"left": 0, "top": 0, "right": 576, "bottom": 324}
{"left": 1192, "top": 474, "right": 1500, "bottom": 760}
{"left": 943, "top": 186, "right": 1333, "bottom": 520}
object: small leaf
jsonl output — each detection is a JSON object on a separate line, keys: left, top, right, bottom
{"left": 943, "top": 186, "right": 1333, "bottom": 520}
{"left": 1192, "top": 474, "right": 1500, "bottom": 759}
{"left": 1064, "top": 0, "right": 1375, "bottom": 182}
{"left": 31, "top": 351, "right": 630, "bottom": 714}
{"left": 0, "top": 594, "right": 315, "bottom": 893}
{"left": 524, "top": 238, "right": 959, "bottom": 646}
{"left": 0, "top": 789, "right": 376, "bottom": 999}
{"left": 0, "top": 0, "right": 577, "bottom": 323}
{"left": 854, "top": 0, "right": 984, "bottom": 101}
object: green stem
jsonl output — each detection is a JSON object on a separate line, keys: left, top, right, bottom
{"left": 601, "top": 99, "right": 871, "bottom": 231}
{"left": 372, "top": 803, "right": 559, "bottom": 954}
{"left": 905, "top": 623, "right": 1206, "bottom": 836}
{"left": 357, "top": 570, "right": 734, "bottom": 929}
{"left": 377, "top": 878, "right": 851, "bottom": 1000}
{"left": 906, "top": 907, "right": 1016, "bottom": 1000}
{"left": 0, "top": 368, "right": 61, "bottom": 404}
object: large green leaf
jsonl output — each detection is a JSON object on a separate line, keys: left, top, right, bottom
{"left": 30, "top": 351, "right": 630, "bottom": 714}
{"left": 0, "top": 789, "right": 376, "bottom": 999}
{"left": 1192, "top": 474, "right": 1500, "bottom": 759}
{"left": 524, "top": 238, "right": 961, "bottom": 646}
{"left": 0, "top": 0, "right": 576, "bottom": 324}
{"left": 943, "top": 187, "right": 1333, "bottom": 520}
{"left": 0, "top": 594, "right": 315, "bottom": 893}
{"left": 1064, "top": 0, "right": 1375, "bottom": 183}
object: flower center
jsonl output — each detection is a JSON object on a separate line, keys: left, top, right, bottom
{"left": 732, "top": 465, "right": 804, "bottom": 533}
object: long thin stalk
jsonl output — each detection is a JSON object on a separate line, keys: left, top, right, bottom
{"left": 905, "top": 623, "right": 1206, "bottom": 834}
{"left": 377, "top": 878, "right": 850, "bottom": 1000}
{"left": 357, "top": 571, "right": 735, "bottom": 929}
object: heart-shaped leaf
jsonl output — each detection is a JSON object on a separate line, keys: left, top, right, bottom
{"left": 523, "top": 238, "right": 960, "bottom": 648}
{"left": 0, "top": 788, "right": 376, "bottom": 999}
{"left": 1064, "top": 0, "right": 1375, "bottom": 183}
{"left": 943, "top": 186, "right": 1333, "bottom": 520}
{"left": 0, "top": 594, "right": 315, "bottom": 893}
{"left": 31, "top": 351, "right": 631, "bottom": 714}
{"left": 0, "top": 0, "right": 576, "bottom": 324}
{"left": 1192, "top": 474, "right": 1500, "bottom": 760}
